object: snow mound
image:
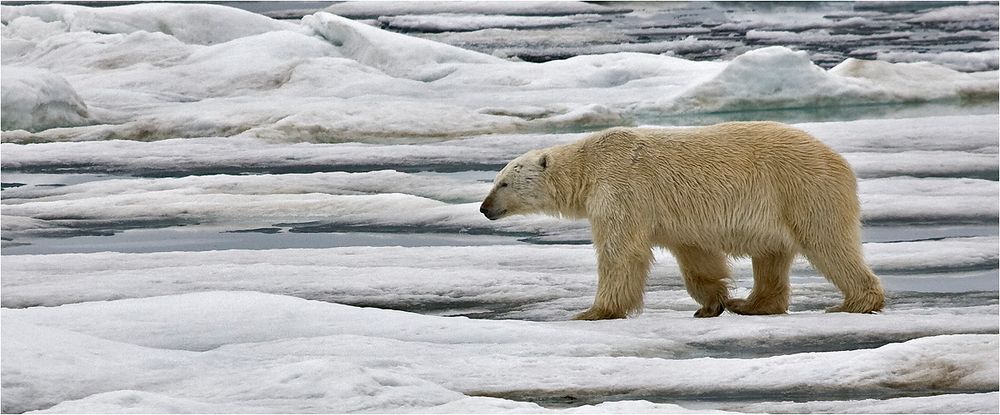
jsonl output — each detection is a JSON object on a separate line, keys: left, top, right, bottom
{"left": 830, "top": 58, "right": 999, "bottom": 101}
{"left": 302, "top": 12, "right": 504, "bottom": 81}
{"left": 666, "top": 46, "right": 866, "bottom": 112}
{"left": 0, "top": 3, "right": 297, "bottom": 45}
{"left": 1, "top": 315, "right": 466, "bottom": 414}
{"left": 664, "top": 46, "right": 998, "bottom": 113}
{"left": 165, "top": 31, "right": 339, "bottom": 97}
{"left": 1, "top": 66, "right": 89, "bottom": 132}
{"left": 2, "top": 15, "right": 66, "bottom": 41}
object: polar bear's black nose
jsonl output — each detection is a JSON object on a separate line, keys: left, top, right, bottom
{"left": 480, "top": 203, "right": 501, "bottom": 220}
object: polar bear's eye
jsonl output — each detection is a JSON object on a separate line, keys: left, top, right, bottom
{"left": 500, "top": 182, "right": 509, "bottom": 188}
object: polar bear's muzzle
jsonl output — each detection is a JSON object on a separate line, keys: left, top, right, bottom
{"left": 479, "top": 197, "right": 506, "bottom": 220}
{"left": 479, "top": 204, "right": 506, "bottom": 221}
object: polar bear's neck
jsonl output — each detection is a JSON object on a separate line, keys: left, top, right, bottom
{"left": 540, "top": 143, "right": 593, "bottom": 220}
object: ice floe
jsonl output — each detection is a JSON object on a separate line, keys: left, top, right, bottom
{"left": 0, "top": 67, "right": 89, "bottom": 132}
{"left": 2, "top": 238, "right": 997, "bottom": 311}
{"left": 1, "top": 3, "right": 996, "bottom": 140}
{"left": 2, "top": 291, "right": 997, "bottom": 413}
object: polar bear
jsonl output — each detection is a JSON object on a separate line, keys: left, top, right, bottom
{"left": 480, "top": 122, "right": 884, "bottom": 320}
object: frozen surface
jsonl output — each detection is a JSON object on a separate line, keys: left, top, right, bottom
{"left": 377, "top": 13, "right": 610, "bottom": 33}
{"left": 1, "top": 114, "right": 996, "bottom": 175}
{"left": 1, "top": 2, "right": 998, "bottom": 414}
{"left": 0, "top": 67, "right": 89, "bottom": 132}
{"left": 3, "top": 291, "right": 998, "bottom": 414}
{"left": 0, "top": 171, "right": 996, "bottom": 244}
{"left": 0, "top": 3, "right": 297, "bottom": 45}
{"left": 2, "top": 239, "right": 998, "bottom": 311}
{"left": 2, "top": 115, "right": 996, "bottom": 246}
{"left": 322, "top": 1, "right": 621, "bottom": 18}
{"left": 348, "top": 1, "right": 998, "bottom": 70}
{"left": 1, "top": 3, "right": 996, "bottom": 140}
{"left": 875, "top": 50, "right": 999, "bottom": 73}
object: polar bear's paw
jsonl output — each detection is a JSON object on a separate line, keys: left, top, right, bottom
{"left": 572, "top": 307, "right": 627, "bottom": 321}
{"left": 693, "top": 302, "right": 725, "bottom": 318}
{"left": 724, "top": 298, "right": 787, "bottom": 315}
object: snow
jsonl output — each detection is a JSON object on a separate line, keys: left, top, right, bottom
{"left": 0, "top": 67, "right": 89, "bottom": 131}
{"left": 2, "top": 114, "right": 996, "bottom": 173}
{"left": 1, "top": 172, "right": 995, "bottom": 244}
{"left": 0, "top": 238, "right": 995, "bottom": 319}
{"left": 731, "top": 392, "right": 999, "bottom": 414}
{"left": 3, "top": 291, "right": 997, "bottom": 413}
{"left": 395, "top": 2, "right": 997, "bottom": 73}
{"left": 655, "top": 47, "right": 998, "bottom": 114}
{"left": 830, "top": 58, "right": 1000, "bottom": 102}
{"left": 421, "top": 28, "right": 739, "bottom": 62}
{"left": 709, "top": 8, "right": 855, "bottom": 32}
{"left": 1, "top": 3, "right": 996, "bottom": 139}
{"left": 908, "top": 4, "right": 1000, "bottom": 24}
{"left": 302, "top": 12, "right": 503, "bottom": 80}
{"left": 845, "top": 151, "right": 998, "bottom": 179}
{"left": 876, "top": 50, "right": 1000, "bottom": 72}
{"left": 859, "top": 177, "right": 998, "bottom": 222}
{"left": 746, "top": 29, "right": 888, "bottom": 44}
{"left": 2, "top": 114, "right": 995, "bottom": 249}
{"left": 2, "top": 114, "right": 995, "bottom": 245}
{"left": 862, "top": 236, "right": 998, "bottom": 275}
{"left": 0, "top": 3, "right": 297, "bottom": 45}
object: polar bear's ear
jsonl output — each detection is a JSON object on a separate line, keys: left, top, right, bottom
{"left": 539, "top": 154, "right": 549, "bottom": 170}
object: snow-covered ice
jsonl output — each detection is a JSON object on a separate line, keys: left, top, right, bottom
{"left": 377, "top": 13, "right": 611, "bottom": 33}
{"left": 2, "top": 239, "right": 998, "bottom": 311}
{"left": 0, "top": 66, "right": 89, "bottom": 131}
{"left": 2, "top": 2, "right": 998, "bottom": 414}
{"left": 3, "top": 291, "right": 997, "bottom": 413}
{"left": 345, "top": 1, "right": 999, "bottom": 71}
{"left": 1, "top": 3, "right": 996, "bottom": 141}
{"left": 1, "top": 171, "right": 997, "bottom": 243}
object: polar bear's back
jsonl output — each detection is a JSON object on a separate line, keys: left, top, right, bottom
{"left": 573, "top": 122, "right": 859, "bottom": 255}
{"left": 581, "top": 122, "right": 847, "bottom": 176}
{"left": 578, "top": 122, "right": 855, "bottom": 197}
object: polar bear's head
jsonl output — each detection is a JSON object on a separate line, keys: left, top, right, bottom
{"left": 480, "top": 149, "right": 551, "bottom": 220}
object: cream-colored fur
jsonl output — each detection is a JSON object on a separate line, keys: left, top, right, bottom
{"left": 480, "top": 122, "right": 885, "bottom": 320}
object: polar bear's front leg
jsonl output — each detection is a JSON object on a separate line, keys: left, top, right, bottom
{"left": 574, "top": 216, "right": 653, "bottom": 320}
